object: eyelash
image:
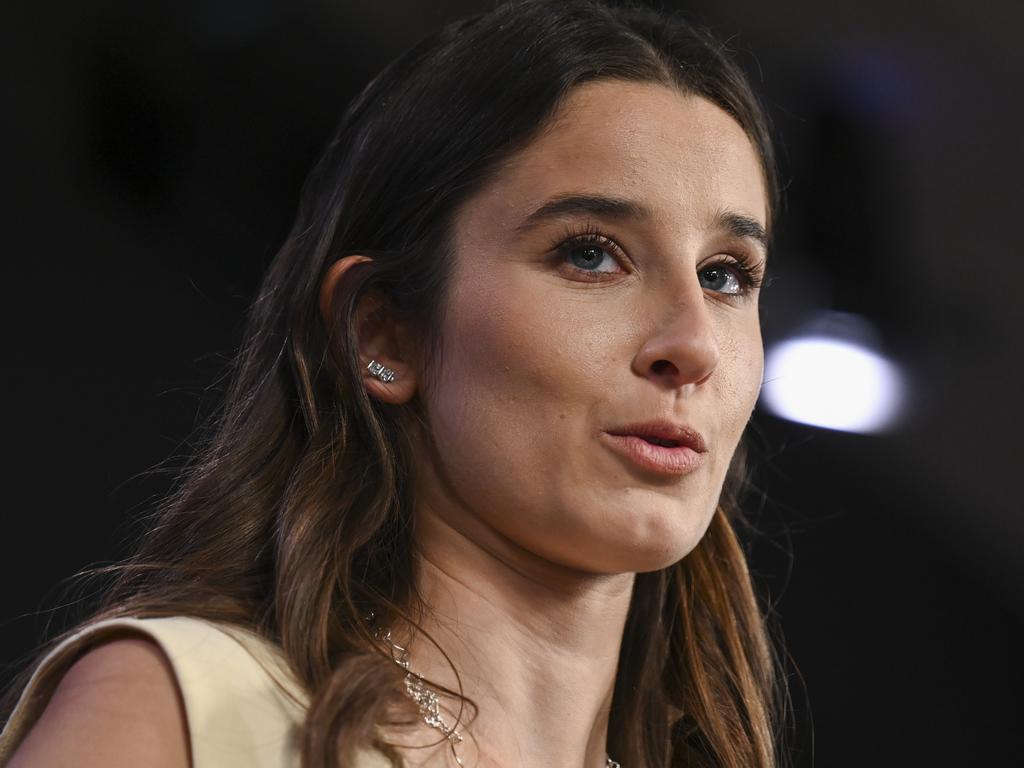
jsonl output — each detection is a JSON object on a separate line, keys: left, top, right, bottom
{"left": 550, "top": 224, "right": 766, "bottom": 295}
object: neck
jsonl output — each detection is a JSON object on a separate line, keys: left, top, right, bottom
{"left": 392, "top": 504, "right": 634, "bottom": 768}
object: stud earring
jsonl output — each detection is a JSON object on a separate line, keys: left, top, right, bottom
{"left": 366, "top": 359, "right": 396, "bottom": 383}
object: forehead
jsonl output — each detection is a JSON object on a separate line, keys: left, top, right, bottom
{"left": 457, "top": 79, "right": 767, "bottom": 241}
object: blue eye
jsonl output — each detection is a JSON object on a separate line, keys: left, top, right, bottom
{"left": 565, "top": 242, "right": 620, "bottom": 273}
{"left": 698, "top": 264, "right": 742, "bottom": 295}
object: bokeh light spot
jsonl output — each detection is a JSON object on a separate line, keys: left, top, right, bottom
{"left": 761, "top": 336, "right": 903, "bottom": 434}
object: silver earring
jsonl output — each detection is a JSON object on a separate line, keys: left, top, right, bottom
{"left": 366, "top": 359, "right": 396, "bottom": 383}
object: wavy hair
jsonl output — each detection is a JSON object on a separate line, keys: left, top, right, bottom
{"left": 3, "top": 2, "right": 786, "bottom": 766}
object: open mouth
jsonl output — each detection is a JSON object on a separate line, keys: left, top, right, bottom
{"left": 600, "top": 432, "right": 706, "bottom": 476}
{"left": 601, "top": 420, "right": 708, "bottom": 477}
{"left": 639, "top": 436, "right": 679, "bottom": 448}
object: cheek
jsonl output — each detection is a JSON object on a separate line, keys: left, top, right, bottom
{"left": 416, "top": 280, "right": 594, "bottom": 561}
{"left": 714, "top": 312, "right": 764, "bottom": 440}
{"left": 423, "top": 271, "right": 595, "bottom": 474}
{"left": 434, "top": 265, "right": 624, "bottom": 413}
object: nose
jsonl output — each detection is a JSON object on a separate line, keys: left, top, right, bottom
{"left": 632, "top": 291, "right": 720, "bottom": 391}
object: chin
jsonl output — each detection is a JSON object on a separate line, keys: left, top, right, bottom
{"left": 572, "top": 512, "right": 717, "bottom": 575}
{"left": 615, "top": 539, "right": 705, "bottom": 574}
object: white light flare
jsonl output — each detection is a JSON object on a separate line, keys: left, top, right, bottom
{"left": 761, "top": 336, "right": 904, "bottom": 434}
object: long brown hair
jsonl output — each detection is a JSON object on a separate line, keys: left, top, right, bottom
{"left": 3, "top": 2, "right": 786, "bottom": 766}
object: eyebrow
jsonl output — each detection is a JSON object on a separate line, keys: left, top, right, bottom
{"left": 514, "top": 193, "right": 769, "bottom": 253}
{"left": 514, "top": 194, "right": 652, "bottom": 235}
{"left": 714, "top": 210, "right": 770, "bottom": 254}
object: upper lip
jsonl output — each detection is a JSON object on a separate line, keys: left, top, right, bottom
{"left": 605, "top": 420, "right": 708, "bottom": 452}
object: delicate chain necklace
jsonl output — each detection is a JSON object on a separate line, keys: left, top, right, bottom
{"left": 378, "top": 628, "right": 621, "bottom": 768}
{"left": 382, "top": 629, "right": 466, "bottom": 763}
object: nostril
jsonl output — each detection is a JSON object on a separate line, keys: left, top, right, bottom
{"left": 651, "top": 359, "right": 676, "bottom": 376}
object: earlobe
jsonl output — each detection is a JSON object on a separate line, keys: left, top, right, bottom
{"left": 319, "top": 255, "right": 418, "bottom": 405}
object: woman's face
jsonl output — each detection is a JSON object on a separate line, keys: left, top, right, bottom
{"left": 412, "top": 80, "right": 768, "bottom": 574}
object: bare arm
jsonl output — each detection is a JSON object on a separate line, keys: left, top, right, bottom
{"left": 8, "top": 636, "right": 191, "bottom": 768}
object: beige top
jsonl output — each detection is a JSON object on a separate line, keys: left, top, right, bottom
{"left": 0, "top": 616, "right": 389, "bottom": 768}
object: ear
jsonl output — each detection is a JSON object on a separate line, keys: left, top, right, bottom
{"left": 319, "top": 255, "right": 418, "bottom": 405}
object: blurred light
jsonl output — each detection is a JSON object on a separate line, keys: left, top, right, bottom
{"left": 761, "top": 314, "right": 904, "bottom": 434}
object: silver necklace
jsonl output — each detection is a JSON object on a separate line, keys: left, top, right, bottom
{"left": 379, "top": 629, "right": 621, "bottom": 768}
{"left": 383, "top": 630, "right": 465, "bottom": 763}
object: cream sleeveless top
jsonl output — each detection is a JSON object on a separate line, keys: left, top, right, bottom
{"left": 0, "top": 616, "right": 390, "bottom": 768}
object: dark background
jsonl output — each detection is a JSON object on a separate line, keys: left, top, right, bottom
{"left": 3, "top": 1, "right": 1022, "bottom": 765}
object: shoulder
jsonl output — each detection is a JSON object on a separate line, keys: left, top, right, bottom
{"left": 6, "top": 632, "right": 189, "bottom": 768}
{"left": 1, "top": 617, "right": 309, "bottom": 768}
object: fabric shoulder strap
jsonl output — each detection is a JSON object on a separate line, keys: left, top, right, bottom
{"left": 1, "top": 616, "right": 315, "bottom": 767}
{"left": 1, "top": 616, "right": 392, "bottom": 767}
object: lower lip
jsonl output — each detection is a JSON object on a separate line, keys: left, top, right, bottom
{"left": 600, "top": 433, "right": 706, "bottom": 476}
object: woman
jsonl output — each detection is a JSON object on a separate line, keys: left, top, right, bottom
{"left": 0, "top": 0, "right": 785, "bottom": 766}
